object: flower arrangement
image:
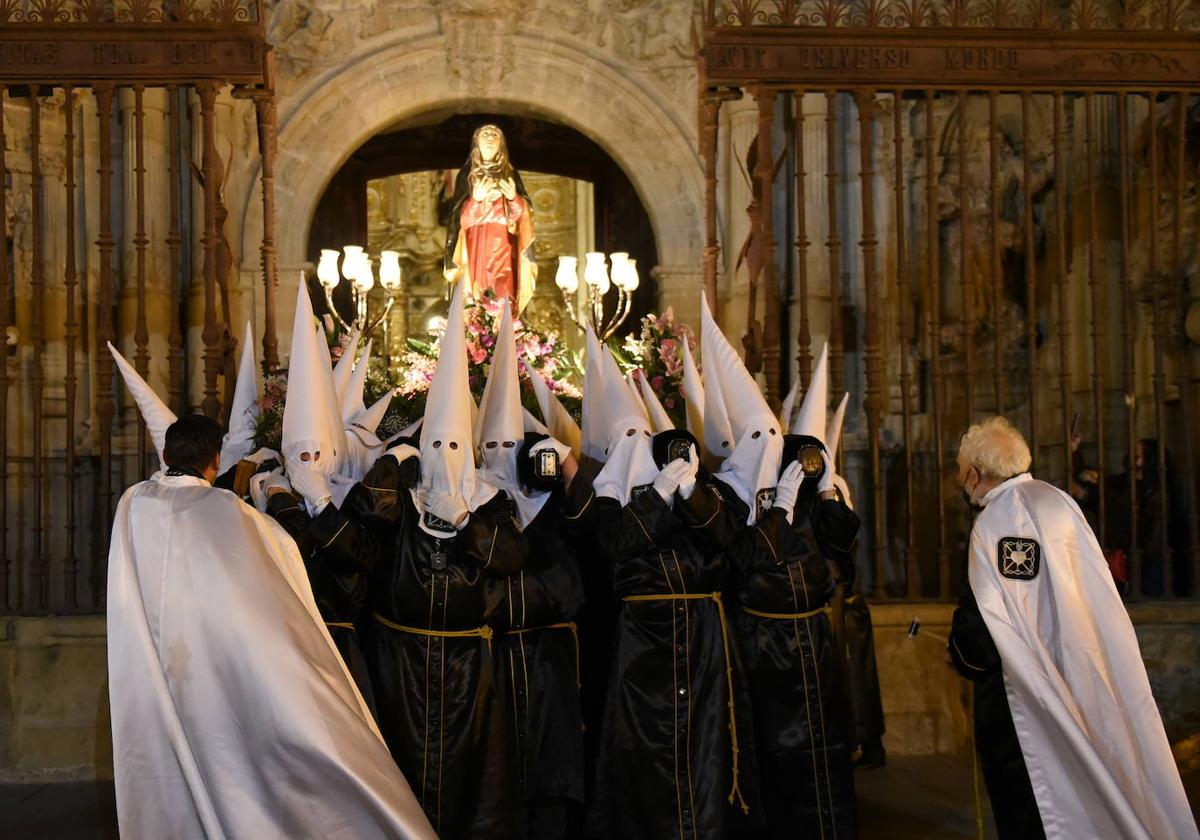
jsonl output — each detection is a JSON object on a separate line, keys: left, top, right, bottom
{"left": 611, "top": 307, "right": 696, "bottom": 430}
{"left": 393, "top": 290, "right": 583, "bottom": 427}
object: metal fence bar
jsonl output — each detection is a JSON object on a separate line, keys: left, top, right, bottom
{"left": 825, "top": 91, "right": 845, "bottom": 402}
{"left": 793, "top": 90, "right": 812, "bottom": 389}
{"left": 757, "top": 86, "right": 780, "bottom": 407}
{"left": 926, "top": 90, "right": 950, "bottom": 600}
{"left": 1085, "top": 92, "right": 1108, "bottom": 547}
{"left": 133, "top": 85, "right": 151, "bottom": 478}
{"left": 198, "top": 82, "right": 222, "bottom": 420}
{"left": 1021, "top": 92, "right": 1040, "bottom": 465}
{"left": 1117, "top": 92, "right": 1142, "bottom": 600}
{"left": 1054, "top": 91, "right": 1073, "bottom": 492}
{"left": 167, "top": 85, "right": 185, "bottom": 416}
{"left": 893, "top": 90, "right": 918, "bottom": 597}
{"left": 63, "top": 85, "right": 80, "bottom": 610}
{"left": 989, "top": 90, "right": 1004, "bottom": 415}
{"left": 1147, "top": 93, "right": 1173, "bottom": 595}
{"left": 0, "top": 88, "right": 9, "bottom": 610}
{"left": 957, "top": 90, "right": 974, "bottom": 422}
{"left": 30, "top": 91, "right": 47, "bottom": 610}
{"left": 94, "top": 84, "right": 117, "bottom": 607}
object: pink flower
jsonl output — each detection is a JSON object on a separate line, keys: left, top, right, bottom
{"left": 650, "top": 375, "right": 665, "bottom": 392}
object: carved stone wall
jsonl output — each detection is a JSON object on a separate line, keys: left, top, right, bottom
{"left": 239, "top": 0, "right": 705, "bottom": 359}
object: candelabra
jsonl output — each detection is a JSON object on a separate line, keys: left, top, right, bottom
{"left": 315, "top": 246, "right": 404, "bottom": 336}
{"left": 555, "top": 251, "right": 640, "bottom": 340}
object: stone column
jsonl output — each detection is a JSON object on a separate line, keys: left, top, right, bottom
{"left": 654, "top": 264, "right": 704, "bottom": 329}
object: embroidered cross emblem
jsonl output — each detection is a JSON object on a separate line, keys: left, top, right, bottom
{"left": 998, "top": 537, "right": 1041, "bottom": 581}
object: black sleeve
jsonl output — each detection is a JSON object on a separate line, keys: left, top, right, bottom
{"left": 460, "top": 491, "right": 529, "bottom": 576}
{"left": 340, "top": 454, "right": 409, "bottom": 543}
{"left": 675, "top": 482, "right": 740, "bottom": 554}
{"left": 948, "top": 584, "right": 1003, "bottom": 681}
{"left": 562, "top": 456, "right": 601, "bottom": 538}
{"left": 595, "top": 489, "right": 680, "bottom": 563}
{"left": 266, "top": 491, "right": 316, "bottom": 556}
{"left": 307, "top": 502, "right": 382, "bottom": 575}
{"left": 811, "top": 497, "right": 861, "bottom": 586}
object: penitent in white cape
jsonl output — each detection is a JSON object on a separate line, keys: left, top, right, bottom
{"left": 107, "top": 392, "right": 436, "bottom": 836}
{"left": 969, "top": 475, "right": 1198, "bottom": 840}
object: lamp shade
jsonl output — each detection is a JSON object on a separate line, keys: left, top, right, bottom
{"left": 623, "top": 258, "right": 640, "bottom": 291}
{"left": 609, "top": 252, "right": 630, "bottom": 290}
{"left": 353, "top": 255, "right": 375, "bottom": 293}
{"left": 379, "top": 250, "right": 402, "bottom": 290}
{"left": 317, "top": 249, "right": 340, "bottom": 289}
{"left": 584, "top": 252, "right": 610, "bottom": 295}
{"left": 555, "top": 256, "right": 579, "bottom": 294}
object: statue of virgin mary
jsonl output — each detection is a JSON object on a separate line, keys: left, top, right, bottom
{"left": 443, "top": 124, "right": 538, "bottom": 313}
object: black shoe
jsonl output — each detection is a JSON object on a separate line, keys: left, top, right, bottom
{"left": 853, "top": 740, "right": 887, "bottom": 770}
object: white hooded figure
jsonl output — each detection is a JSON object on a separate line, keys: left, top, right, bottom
{"left": 699, "top": 294, "right": 736, "bottom": 470}
{"left": 592, "top": 348, "right": 661, "bottom": 506}
{"left": 106, "top": 352, "right": 437, "bottom": 840}
{"left": 218, "top": 320, "right": 261, "bottom": 474}
{"left": 414, "top": 280, "right": 497, "bottom": 538}
{"left": 281, "top": 278, "right": 344, "bottom": 514}
{"left": 108, "top": 342, "right": 177, "bottom": 472}
{"left": 475, "top": 298, "right": 562, "bottom": 529}
{"left": 702, "top": 292, "right": 783, "bottom": 524}
{"left": 336, "top": 337, "right": 395, "bottom": 484}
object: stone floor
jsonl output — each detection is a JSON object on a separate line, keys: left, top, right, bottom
{"left": 1, "top": 754, "right": 1197, "bottom": 838}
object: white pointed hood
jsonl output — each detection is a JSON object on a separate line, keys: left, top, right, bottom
{"left": 581, "top": 324, "right": 608, "bottom": 464}
{"left": 528, "top": 365, "right": 581, "bottom": 460}
{"left": 627, "top": 371, "right": 651, "bottom": 422}
{"left": 593, "top": 348, "right": 659, "bottom": 506}
{"left": 636, "top": 372, "right": 674, "bottom": 432}
{"left": 680, "top": 338, "right": 705, "bottom": 447}
{"left": 523, "top": 407, "right": 550, "bottom": 436}
{"left": 219, "top": 320, "right": 261, "bottom": 473}
{"left": 108, "top": 342, "right": 177, "bottom": 472}
{"left": 417, "top": 281, "right": 495, "bottom": 536}
{"left": 704, "top": 294, "right": 783, "bottom": 523}
{"left": 791, "top": 342, "right": 829, "bottom": 442}
{"left": 282, "top": 277, "right": 341, "bottom": 477}
{"left": 341, "top": 387, "right": 393, "bottom": 482}
{"left": 341, "top": 338, "right": 373, "bottom": 424}
{"left": 826, "top": 391, "right": 853, "bottom": 507}
{"left": 477, "top": 299, "right": 550, "bottom": 529}
{"left": 699, "top": 294, "right": 735, "bottom": 467}
{"left": 331, "top": 328, "right": 361, "bottom": 409}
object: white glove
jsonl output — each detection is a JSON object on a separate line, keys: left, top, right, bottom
{"left": 249, "top": 467, "right": 289, "bottom": 513}
{"left": 418, "top": 488, "right": 469, "bottom": 529}
{"left": 287, "top": 459, "right": 333, "bottom": 516}
{"left": 652, "top": 458, "right": 691, "bottom": 502}
{"left": 677, "top": 445, "right": 700, "bottom": 500}
{"left": 774, "top": 461, "right": 804, "bottom": 523}
{"left": 818, "top": 449, "right": 836, "bottom": 495}
{"left": 244, "top": 447, "right": 280, "bottom": 466}
{"left": 529, "top": 436, "right": 570, "bottom": 462}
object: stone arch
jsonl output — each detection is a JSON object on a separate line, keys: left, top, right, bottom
{"left": 238, "top": 33, "right": 704, "bottom": 295}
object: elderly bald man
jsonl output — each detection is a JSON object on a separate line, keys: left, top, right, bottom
{"left": 948, "top": 417, "right": 1196, "bottom": 840}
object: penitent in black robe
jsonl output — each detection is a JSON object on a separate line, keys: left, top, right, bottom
{"left": 948, "top": 584, "right": 1045, "bottom": 840}
{"left": 684, "top": 479, "right": 861, "bottom": 839}
{"left": 340, "top": 453, "right": 530, "bottom": 840}
{"left": 489, "top": 492, "right": 587, "bottom": 838}
{"left": 577, "top": 481, "right": 754, "bottom": 840}
{"left": 265, "top": 490, "right": 379, "bottom": 712}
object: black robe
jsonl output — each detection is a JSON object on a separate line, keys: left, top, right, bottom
{"left": 948, "top": 584, "right": 1045, "bottom": 840}
{"left": 488, "top": 492, "right": 587, "bottom": 818}
{"left": 265, "top": 490, "right": 378, "bottom": 711}
{"left": 342, "top": 454, "right": 530, "bottom": 840}
{"left": 683, "top": 479, "right": 860, "bottom": 839}
{"left": 580, "top": 481, "right": 753, "bottom": 840}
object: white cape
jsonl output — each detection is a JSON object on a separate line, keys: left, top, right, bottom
{"left": 969, "top": 473, "right": 1197, "bottom": 840}
{"left": 107, "top": 472, "right": 437, "bottom": 840}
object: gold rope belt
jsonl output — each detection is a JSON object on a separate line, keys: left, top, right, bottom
{"left": 324, "top": 621, "right": 356, "bottom": 631}
{"left": 622, "top": 591, "right": 748, "bottom": 813}
{"left": 373, "top": 613, "right": 495, "bottom": 651}
{"left": 504, "top": 621, "right": 581, "bottom": 688}
{"left": 742, "top": 605, "right": 830, "bottom": 621}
